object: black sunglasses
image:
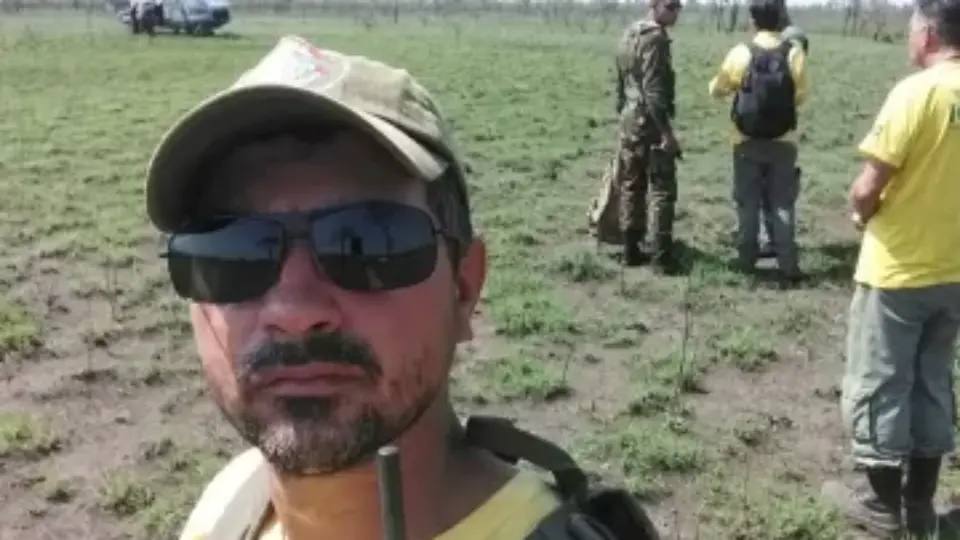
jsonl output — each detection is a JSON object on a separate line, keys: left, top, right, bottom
{"left": 162, "top": 201, "right": 450, "bottom": 304}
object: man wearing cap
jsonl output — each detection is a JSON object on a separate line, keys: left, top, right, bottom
{"left": 146, "top": 36, "right": 660, "bottom": 540}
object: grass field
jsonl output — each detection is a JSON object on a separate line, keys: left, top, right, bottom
{"left": 1, "top": 10, "right": 957, "bottom": 540}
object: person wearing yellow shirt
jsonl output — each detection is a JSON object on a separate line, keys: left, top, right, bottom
{"left": 707, "top": 0, "right": 808, "bottom": 288}
{"left": 820, "top": 1, "right": 960, "bottom": 537}
{"left": 140, "top": 35, "right": 661, "bottom": 540}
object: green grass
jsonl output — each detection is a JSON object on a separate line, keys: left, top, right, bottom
{"left": 0, "top": 9, "right": 948, "bottom": 540}
{"left": 0, "top": 300, "right": 41, "bottom": 358}
{"left": 0, "top": 413, "right": 64, "bottom": 459}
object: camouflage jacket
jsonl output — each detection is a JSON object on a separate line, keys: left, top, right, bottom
{"left": 615, "top": 19, "right": 676, "bottom": 139}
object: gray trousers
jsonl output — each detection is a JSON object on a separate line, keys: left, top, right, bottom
{"left": 732, "top": 139, "right": 800, "bottom": 275}
{"left": 843, "top": 282, "right": 960, "bottom": 468}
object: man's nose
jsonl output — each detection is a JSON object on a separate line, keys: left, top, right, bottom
{"left": 257, "top": 244, "right": 342, "bottom": 338}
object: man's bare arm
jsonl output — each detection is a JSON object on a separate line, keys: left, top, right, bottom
{"left": 849, "top": 157, "right": 896, "bottom": 224}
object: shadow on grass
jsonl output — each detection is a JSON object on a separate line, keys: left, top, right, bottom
{"left": 599, "top": 239, "right": 732, "bottom": 278}
{"left": 137, "top": 29, "right": 245, "bottom": 40}
{"left": 802, "top": 241, "right": 860, "bottom": 288}
{"left": 936, "top": 507, "right": 960, "bottom": 539}
{"left": 669, "top": 239, "right": 860, "bottom": 292}
{"left": 675, "top": 240, "right": 730, "bottom": 277}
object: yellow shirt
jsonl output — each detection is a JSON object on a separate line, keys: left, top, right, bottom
{"left": 179, "top": 448, "right": 561, "bottom": 540}
{"left": 433, "top": 469, "right": 560, "bottom": 540}
{"left": 707, "top": 30, "right": 808, "bottom": 144}
{"left": 854, "top": 60, "right": 960, "bottom": 289}
{"left": 259, "top": 469, "right": 561, "bottom": 539}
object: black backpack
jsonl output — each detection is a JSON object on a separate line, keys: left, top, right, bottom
{"left": 730, "top": 40, "right": 797, "bottom": 139}
{"left": 464, "top": 415, "right": 662, "bottom": 540}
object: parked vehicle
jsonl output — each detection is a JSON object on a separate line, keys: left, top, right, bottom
{"left": 112, "top": 0, "right": 231, "bottom": 36}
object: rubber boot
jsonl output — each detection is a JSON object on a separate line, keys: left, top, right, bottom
{"left": 651, "top": 236, "right": 681, "bottom": 276}
{"left": 903, "top": 457, "right": 941, "bottom": 537}
{"left": 822, "top": 466, "right": 903, "bottom": 538}
{"left": 622, "top": 230, "right": 648, "bottom": 267}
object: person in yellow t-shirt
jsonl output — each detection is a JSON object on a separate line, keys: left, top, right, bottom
{"left": 708, "top": 0, "right": 808, "bottom": 287}
{"left": 143, "top": 35, "right": 661, "bottom": 540}
{"left": 820, "top": 1, "right": 960, "bottom": 537}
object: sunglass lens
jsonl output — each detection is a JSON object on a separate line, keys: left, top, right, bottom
{"left": 167, "top": 218, "right": 283, "bottom": 303}
{"left": 311, "top": 202, "right": 439, "bottom": 292}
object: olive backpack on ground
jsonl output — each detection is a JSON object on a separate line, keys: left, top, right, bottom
{"left": 464, "top": 415, "right": 663, "bottom": 540}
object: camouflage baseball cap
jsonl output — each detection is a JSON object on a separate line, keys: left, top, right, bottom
{"left": 145, "top": 35, "right": 467, "bottom": 233}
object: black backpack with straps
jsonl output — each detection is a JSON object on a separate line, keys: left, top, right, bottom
{"left": 465, "top": 416, "right": 662, "bottom": 540}
{"left": 730, "top": 40, "right": 798, "bottom": 140}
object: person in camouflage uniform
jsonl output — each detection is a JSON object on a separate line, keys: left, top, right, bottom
{"left": 612, "top": 0, "right": 684, "bottom": 274}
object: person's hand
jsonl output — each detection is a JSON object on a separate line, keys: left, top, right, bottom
{"left": 851, "top": 212, "right": 865, "bottom": 231}
{"left": 659, "top": 132, "right": 680, "bottom": 155}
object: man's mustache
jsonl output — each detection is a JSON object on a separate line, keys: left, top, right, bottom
{"left": 238, "top": 331, "right": 382, "bottom": 381}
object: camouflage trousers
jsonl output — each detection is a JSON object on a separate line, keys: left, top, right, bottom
{"left": 615, "top": 133, "right": 677, "bottom": 255}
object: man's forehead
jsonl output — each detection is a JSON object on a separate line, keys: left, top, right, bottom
{"left": 244, "top": 162, "right": 414, "bottom": 201}
{"left": 200, "top": 130, "right": 421, "bottom": 214}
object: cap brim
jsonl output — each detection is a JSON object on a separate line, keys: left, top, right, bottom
{"left": 146, "top": 84, "right": 448, "bottom": 233}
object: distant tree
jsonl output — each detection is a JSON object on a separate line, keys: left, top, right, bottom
{"left": 844, "top": 0, "right": 862, "bottom": 35}
{"left": 712, "top": 0, "right": 725, "bottom": 31}
{"left": 726, "top": 0, "right": 739, "bottom": 33}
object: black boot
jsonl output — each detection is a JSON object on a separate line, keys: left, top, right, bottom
{"left": 622, "top": 230, "right": 649, "bottom": 267}
{"left": 758, "top": 241, "right": 776, "bottom": 259}
{"left": 822, "top": 466, "right": 903, "bottom": 538}
{"left": 903, "top": 457, "right": 941, "bottom": 537}
{"left": 651, "top": 236, "right": 681, "bottom": 276}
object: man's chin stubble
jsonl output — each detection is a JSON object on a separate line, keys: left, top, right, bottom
{"left": 258, "top": 406, "right": 387, "bottom": 475}
{"left": 222, "top": 383, "right": 442, "bottom": 475}
{"left": 219, "top": 395, "right": 382, "bottom": 474}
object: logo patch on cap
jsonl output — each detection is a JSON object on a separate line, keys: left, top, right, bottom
{"left": 238, "top": 35, "right": 351, "bottom": 95}
{"left": 291, "top": 37, "right": 350, "bottom": 90}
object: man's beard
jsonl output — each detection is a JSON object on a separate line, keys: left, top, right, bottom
{"left": 216, "top": 331, "right": 435, "bottom": 475}
{"left": 237, "top": 396, "right": 387, "bottom": 474}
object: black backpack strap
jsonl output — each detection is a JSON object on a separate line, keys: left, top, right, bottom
{"left": 465, "top": 415, "right": 589, "bottom": 503}
{"left": 776, "top": 38, "right": 794, "bottom": 57}
{"left": 465, "top": 416, "right": 662, "bottom": 540}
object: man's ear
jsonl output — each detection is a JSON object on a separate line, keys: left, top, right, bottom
{"left": 453, "top": 237, "right": 486, "bottom": 343}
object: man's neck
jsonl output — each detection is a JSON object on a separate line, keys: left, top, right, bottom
{"left": 265, "top": 400, "right": 515, "bottom": 540}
